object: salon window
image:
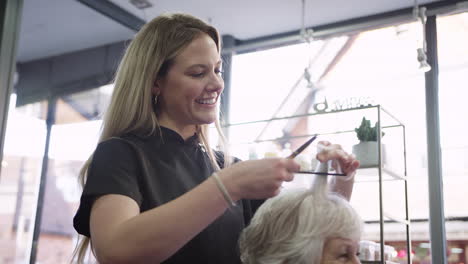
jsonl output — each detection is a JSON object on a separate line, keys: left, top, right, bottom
{"left": 0, "top": 85, "right": 112, "bottom": 263}
{"left": 229, "top": 13, "right": 468, "bottom": 263}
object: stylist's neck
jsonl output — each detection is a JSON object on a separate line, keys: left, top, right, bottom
{"left": 158, "top": 116, "right": 197, "bottom": 140}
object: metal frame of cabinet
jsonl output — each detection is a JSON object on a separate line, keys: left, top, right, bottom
{"left": 228, "top": 104, "right": 412, "bottom": 264}
{"left": 375, "top": 104, "right": 411, "bottom": 264}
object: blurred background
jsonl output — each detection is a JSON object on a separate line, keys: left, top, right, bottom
{"left": 0, "top": 0, "right": 467, "bottom": 263}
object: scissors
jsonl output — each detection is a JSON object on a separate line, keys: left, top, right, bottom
{"left": 287, "top": 135, "right": 346, "bottom": 176}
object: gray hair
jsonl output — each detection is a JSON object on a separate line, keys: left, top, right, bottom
{"left": 239, "top": 175, "right": 363, "bottom": 264}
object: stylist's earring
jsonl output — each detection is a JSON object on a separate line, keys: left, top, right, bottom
{"left": 153, "top": 95, "right": 158, "bottom": 105}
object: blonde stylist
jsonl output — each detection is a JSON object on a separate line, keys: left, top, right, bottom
{"left": 72, "top": 13, "right": 360, "bottom": 264}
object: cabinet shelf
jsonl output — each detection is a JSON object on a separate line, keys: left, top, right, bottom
{"left": 226, "top": 105, "right": 404, "bottom": 145}
{"left": 356, "top": 166, "right": 407, "bottom": 182}
{"left": 362, "top": 261, "right": 399, "bottom": 264}
{"left": 384, "top": 212, "right": 410, "bottom": 225}
{"left": 229, "top": 105, "right": 412, "bottom": 264}
{"left": 363, "top": 212, "right": 410, "bottom": 226}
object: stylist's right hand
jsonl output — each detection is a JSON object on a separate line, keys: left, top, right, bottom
{"left": 217, "top": 158, "right": 301, "bottom": 201}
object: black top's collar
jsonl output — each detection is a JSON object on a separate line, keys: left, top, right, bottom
{"left": 158, "top": 126, "right": 199, "bottom": 145}
{"left": 126, "top": 126, "right": 199, "bottom": 146}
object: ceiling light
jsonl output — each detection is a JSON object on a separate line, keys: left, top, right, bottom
{"left": 413, "top": 1, "right": 431, "bottom": 72}
{"left": 304, "top": 68, "right": 314, "bottom": 88}
{"left": 417, "top": 48, "right": 431, "bottom": 72}
{"left": 300, "top": 0, "right": 314, "bottom": 43}
{"left": 418, "top": 60, "right": 431, "bottom": 73}
{"left": 300, "top": 0, "right": 315, "bottom": 88}
{"left": 130, "top": 0, "right": 152, "bottom": 9}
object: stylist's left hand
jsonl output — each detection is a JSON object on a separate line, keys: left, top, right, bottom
{"left": 315, "top": 141, "right": 360, "bottom": 175}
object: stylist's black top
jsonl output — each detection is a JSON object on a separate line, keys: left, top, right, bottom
{"left": 73, "top": 127, "right": 263, "bottom": 264}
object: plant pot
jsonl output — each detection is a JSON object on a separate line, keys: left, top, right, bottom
{"left": 352, "top": 141, "right": 385, "bottom": 168}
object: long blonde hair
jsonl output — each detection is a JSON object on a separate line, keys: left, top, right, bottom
{"left": 72, "top": 13, "right": 231, "bottom": 263}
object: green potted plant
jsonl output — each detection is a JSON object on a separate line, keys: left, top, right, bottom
{"left": 352, "top": 117, "right": 385, "bottom": 167}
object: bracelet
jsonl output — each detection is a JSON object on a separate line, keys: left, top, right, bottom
{"left": 212, "top": 172, "right": 237, "bottom": 207}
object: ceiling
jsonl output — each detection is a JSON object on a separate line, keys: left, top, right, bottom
{"left": 17, "top": 0, "right": 444, "bottom": 63}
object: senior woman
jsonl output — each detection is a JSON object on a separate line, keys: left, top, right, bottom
{"left": 239, "top": 161, "right": 363, "bottom": 264}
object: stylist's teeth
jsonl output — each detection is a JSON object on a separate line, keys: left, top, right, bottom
{"left": 196, "top": 98, "right": 216, "bottom": 104}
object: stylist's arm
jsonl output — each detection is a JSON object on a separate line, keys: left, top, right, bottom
{"left": 90, "top": 158, "right": 300, "bottom": 264}
{"left": 219, "top": 158, "right": 301, "bottom": 200}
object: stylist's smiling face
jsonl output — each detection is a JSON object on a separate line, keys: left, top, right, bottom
{"left": 320, "top": 237, "right": 361, "bottom": 264}
{"left": 156, "top": 33, "right": 224, "bottom": 128}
